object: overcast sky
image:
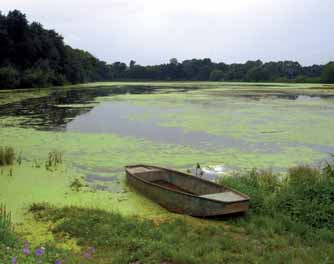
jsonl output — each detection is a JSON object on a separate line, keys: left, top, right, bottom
{"left": 2, "top": 0, "right": 334, "bottom": 66}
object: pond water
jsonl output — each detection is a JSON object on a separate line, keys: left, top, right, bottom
{"left": 1, "top": 84, "right": 334, "bottom": 170}
{"left": 1, "top": 83, "right": 334, "bottom": 220}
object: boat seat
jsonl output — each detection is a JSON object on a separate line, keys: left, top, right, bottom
{"left": 200, "top": 191, "right": 245, "bottom": 202}
{"left": 127, "top": 166, "right": 162, "bottom": 175}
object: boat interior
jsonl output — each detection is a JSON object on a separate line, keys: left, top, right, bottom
{"left": 127, "top": 165, "right": 248, "bottom": 203}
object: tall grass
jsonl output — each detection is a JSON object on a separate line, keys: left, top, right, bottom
{"left": 0, "top": 146, "right": 15, "bottom": 166}
{"left": 220, "top": 158, "right": 334, "bottom": 231}
{"left": 0, "top": 204, "right": 16, "bottom": 246}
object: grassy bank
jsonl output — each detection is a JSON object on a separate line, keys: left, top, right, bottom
{"left": 25, "top": 204, "right": 333, "bottom": 264}
{"left": 1, "top": 160, "right": 333, "bottom": 263}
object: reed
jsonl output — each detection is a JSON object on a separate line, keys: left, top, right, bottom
{"left": 0, "top": 204, "right": 15, "bottom": 245}
{"left": 0, "top": 146, "right": 15, "bottom": 166}
{"left": 45, "top": 150, "right": 63, "bottom": 169}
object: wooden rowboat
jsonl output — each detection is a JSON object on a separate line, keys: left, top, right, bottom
{"left": 125, "top": 165, "right": 250, "bottom": 217}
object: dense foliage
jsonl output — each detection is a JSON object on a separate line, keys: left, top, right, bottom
{"left": 112, "top": 58, "right": 334, "bottom": 83}
{"left": 1, "top": 10, "right": 333, "bottom": 90}
{"left": 0, "top": 10, "right": 111, "bottom": 89}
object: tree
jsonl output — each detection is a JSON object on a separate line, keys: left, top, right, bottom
{"left": 21, "top": 68, "right": 51, "bottom": 88}
{"left": 129, "top": 60, "right": 136, "bottom": 69}
{"left": 169, "top": 58, "right": 178, "bottom": 65}
{"left": 0, "top": 66, "right": 19, "bottom": 88}
{"left": 209, "top": 69, "right": 224, "bottom": 81}
{"left": 0, "top": 10, "right": 112, "bottom": 89}
{"left": 321, "top": 62, "right": 334, "bottom": 84}
{"left": 246, "top": 66, "right": 270, "bottom": 82}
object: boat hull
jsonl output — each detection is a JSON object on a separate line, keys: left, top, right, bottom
{"left": 126, "top": 165, "right": 249, "bottom": 217}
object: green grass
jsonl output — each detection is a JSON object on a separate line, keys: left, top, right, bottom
{"left": 0, "top": 204, "right": 16, "bottom": 246}
{"left": 27, "top": 202, "right": 334, "bottom": 264}
{"left": 0, "top": 204, "right": 82, "bottom": 263}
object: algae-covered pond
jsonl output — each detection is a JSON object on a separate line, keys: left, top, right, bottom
{"left": 1, "top": 82, "right": 334, "bottom": 221}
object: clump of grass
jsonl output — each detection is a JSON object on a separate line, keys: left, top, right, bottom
{"left": 45, "top": 150, "right": 63, "bottom": 170}
{"left": 0, "top": 146, "right": 15, "bottom": 166}
{"left": 0, "top": 204, "right": 16, "bottom": 247}
{"left": 221, "top": 168, "right": 282, "bottom": 214}
{"left": 288, "top": 164, "right": 321, "bottom": 185}
{"left": 70, "top": 178, "right": 86, "bottom": 192}
{"left": 32, "top": 158, "right": 42, "bottom": 168}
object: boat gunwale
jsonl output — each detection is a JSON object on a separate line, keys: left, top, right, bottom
{"left": 125, "top": 164, "right": 250, "bottom": 205}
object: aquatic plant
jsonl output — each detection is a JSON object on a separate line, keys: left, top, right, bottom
{"left": 45, "top": 150, "right": 64, "bottom": 170}
{"left": 69, "top": 178, "right": 86, "bottom": 192}
{"left": 0, "top": 146, "right": 15, "bottom": 166}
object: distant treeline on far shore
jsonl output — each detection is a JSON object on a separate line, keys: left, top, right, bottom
{"left": 0, "top": 10, "right": 334, "bottom": 89}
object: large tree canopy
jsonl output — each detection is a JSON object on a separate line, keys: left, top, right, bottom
{"left": 0, "top": 10, "right": 111, "bottom": 89}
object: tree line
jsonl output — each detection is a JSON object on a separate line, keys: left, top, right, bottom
{"left": 0, "top": 10, "right": 111, "bottom": 89}
{"left": 0, "top": 10, "right": 333, "bottom": 90}
{"left": 111, "top": 59, "right": 334, "bottom": 84}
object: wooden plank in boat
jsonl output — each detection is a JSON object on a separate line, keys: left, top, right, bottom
{"left": 127, "top": 166, "right": 161, "bottom": 174}
{"left": 151, "top": 180, "right": 196, "bottom": 195}
{"left": 200, "top": 191, "right": 245, "bottom": 202}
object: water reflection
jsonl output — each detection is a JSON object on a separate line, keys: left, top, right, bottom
{"left": 1, "top": 85, "right": 333, "bottom": 131}
{"left": 0, "top": 86, "right": 154, "bottom": 130}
